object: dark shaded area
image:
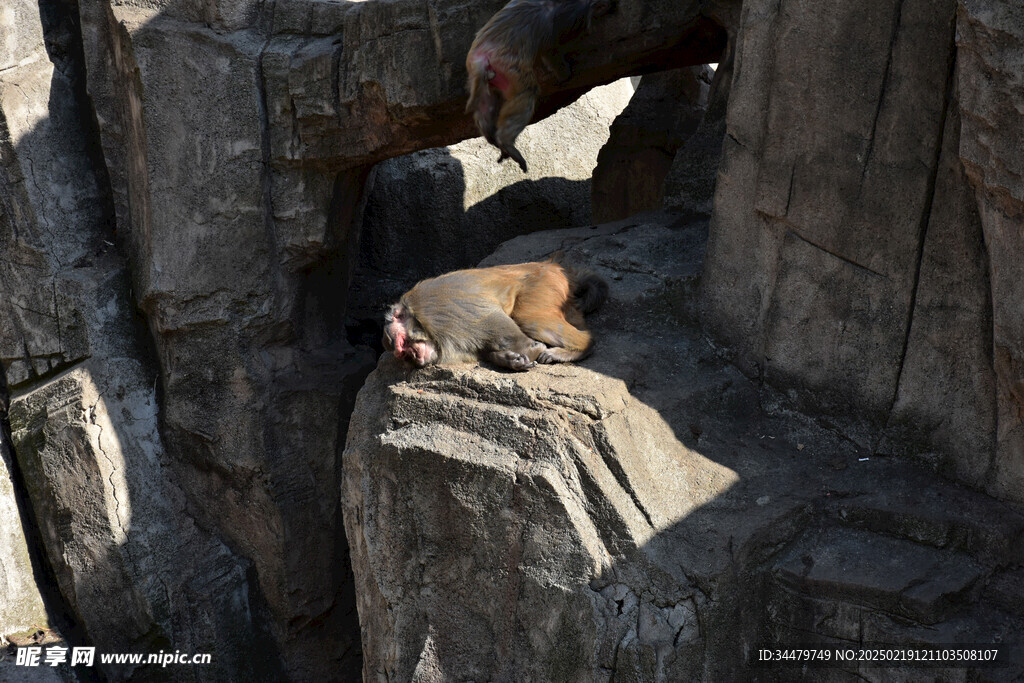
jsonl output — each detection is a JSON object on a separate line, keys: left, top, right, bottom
{"left": 464, "top": 177, "right": 590, "bottom": 235}
{"left": 37, "top": 0, "right": 116, "bottom": 243}
{"left": 663, "top": 43, "right": 734, "bottom": 216}
{"left": 591, "top": 65, "right": 713, "bottom": 222}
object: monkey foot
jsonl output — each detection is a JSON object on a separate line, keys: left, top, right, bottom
{"left": 489, "top": 350, "right": 536, "bottom": 371}
{"left": 537, "top": 347, "right": 582, "bottom": 364}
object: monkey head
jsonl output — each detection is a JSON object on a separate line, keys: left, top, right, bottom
{"left": 383, "top": 303, "right": 437, "bottom": 368}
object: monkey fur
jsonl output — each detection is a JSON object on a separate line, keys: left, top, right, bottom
{"left": 383, "top": 260, "right": 608, "bottom": 372}
{"left": 465, "top": 0, "right": 612, "bottom": 172}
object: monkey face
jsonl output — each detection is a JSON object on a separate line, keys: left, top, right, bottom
{"left": 383, "top": 304, "right": 438, "bottom": 368}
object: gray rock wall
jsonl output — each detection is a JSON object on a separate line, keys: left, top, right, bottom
{"left": 703, "top": 0, "right": 956, "bottom": 415}
{"left": 0, "top": 0, "right": 260, "bottom": 678}
{"left": 0, "top": 382, "right": 49, "bottom": 646}
{"left": 0, "top": 0, "right": 51, "bottom": 644}
{"left": 955, "top": 0, "right": 1024, "bottom": 502}
{"left": 699, "top": 0, "right": 1024, "bottom": 501}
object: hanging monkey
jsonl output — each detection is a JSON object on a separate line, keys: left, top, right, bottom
{"left": 465, "top": 0, "right": 613, "bottom": 172}
{"left": 383, "top": 260, "right": 608, "bottom": 371}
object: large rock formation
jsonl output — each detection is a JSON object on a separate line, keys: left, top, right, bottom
{"left": 699, "top": 0, "right": 1024, "bottom": 504}
{"left": 0, "top": 0, "right": 725, "bottom": 677}
{"left": 343, "top": 220, "right": 1024, "bottom": 679}
{"left": 2, "top": 0, "right": 1023, "bottom": 676}
{"left": 955, "top": 0, "right": 1024, "bottom": 502}
{"left": 1, "top": 0, "right": 261, "bottom": 677}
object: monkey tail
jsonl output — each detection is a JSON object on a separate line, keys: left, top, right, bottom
{"left": 570, "top": 270, "right": 609, "bottom": 314}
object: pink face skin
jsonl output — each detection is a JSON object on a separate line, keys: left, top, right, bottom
{"left": 384, "top": 306, "right": 437, "bottom": 367}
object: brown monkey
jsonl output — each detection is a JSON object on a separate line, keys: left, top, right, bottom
{"left": 383, "top": 260, "right": 607, "bottom": 371}
{"left": 465, "top": 0, "right": 612, "bottom": 172}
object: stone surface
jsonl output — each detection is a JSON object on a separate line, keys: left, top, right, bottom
{"left": 350, "top": 80, "right": 635, "bottom": 323}
{"left": 697, "top": 0, "right": 1022, "bottom": 501}
{"left": 0, "top": 654, "right": 66, "bottom": 683}
{"left": 1, "top": 0, "right": 1023, "bottom": 677}
{"left": 591, "top": 66, "right": 711, "bottom": 223}
{"left": 703, "top": 0, "right": 957, "bottom": 415}
{"left": 1, "top": 630, "right": 88, "bottom": 681}
{"left": 1, "top": 0, "right": 259, "bottom": 678}
{"left": 0, "top": 389, "right": 49, "bottom": 647}
{"left": 663, "top": 54, "right": 732, "bottom": 217}
{"left": 955, "top": 0, "right": 1024, "bottom": 502}
{"left": 881, "top": 93, "right": 994, "bottom": 486}
{"left": 344, "top": 220, "right": 1024, "bottom": 680}
{"left": 775, "top": 527, "right": 983, "bottom": 625}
